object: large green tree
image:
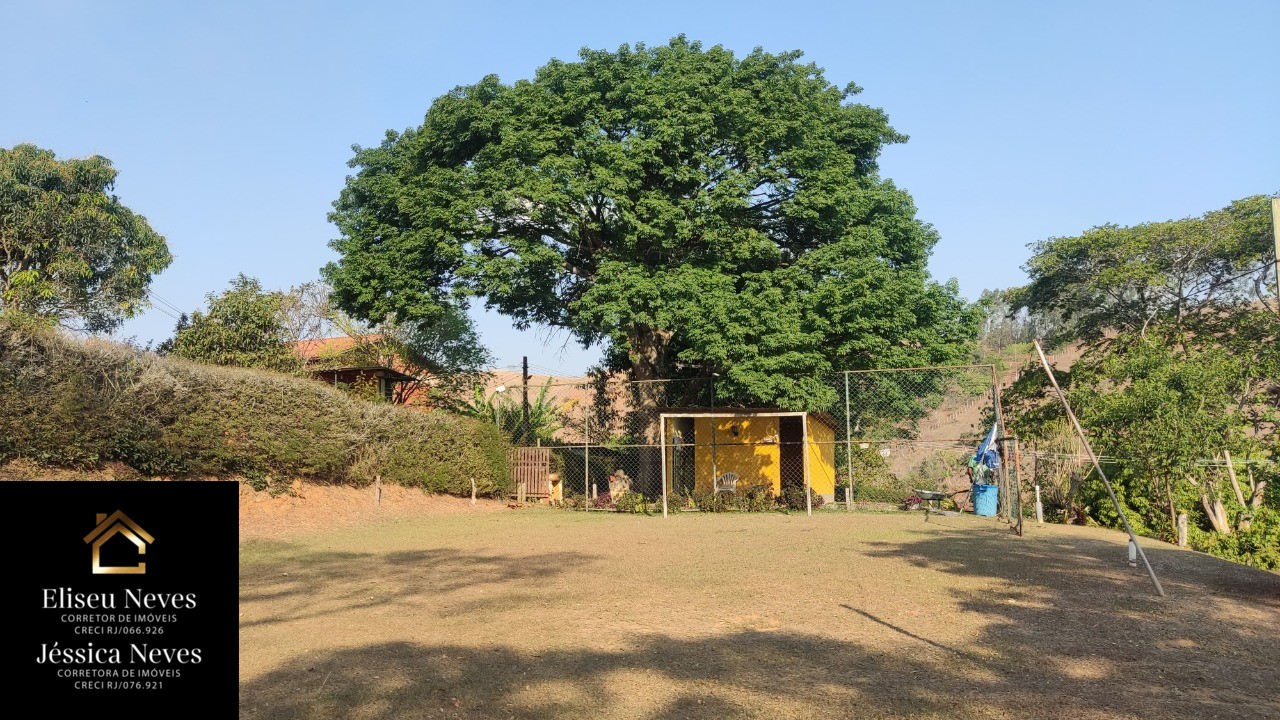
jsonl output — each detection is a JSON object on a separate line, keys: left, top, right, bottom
{"left": 324, "top": 37, "right": 975, "bottom": 408}
{"left": 0, "top": 144, "right": 172, "bottom": 332}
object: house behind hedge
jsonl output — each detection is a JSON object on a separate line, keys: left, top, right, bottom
{"left": 294, "top": 336, "right": 422, "bottom": 403}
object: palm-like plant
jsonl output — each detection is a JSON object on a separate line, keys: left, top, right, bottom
{"left": 460, "top": 379, "right": 567, "bottom": 444}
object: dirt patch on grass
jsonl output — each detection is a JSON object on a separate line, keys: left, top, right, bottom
{"left": 240, "top": 510, "right": 1280, "bottom": 719}
{"left": 239, "top": 482, "right": 508, "bottom": 541}
{"left": 0, "top": 463, "right": 509, "bottom": 540}
{"left": 0, "top": 458, "right": 145, "bottom": 480}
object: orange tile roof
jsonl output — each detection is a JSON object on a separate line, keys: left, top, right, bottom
{"left": 293, "top": 335, "right": 384, "bottom": 360}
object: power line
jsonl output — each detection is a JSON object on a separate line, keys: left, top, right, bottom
{"left": 146, "top": 291, "right": 185, "bottom": 316}
{"left": 144, "top": 294, "right": 181, "bottom": 322}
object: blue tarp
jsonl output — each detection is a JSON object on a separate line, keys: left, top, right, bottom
{"left": 972, "top": 422, "right": 1001, "bottom": 471}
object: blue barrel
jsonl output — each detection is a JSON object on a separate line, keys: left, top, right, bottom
{"left": 972, "top": 483, "right": 998, "bottom": 516}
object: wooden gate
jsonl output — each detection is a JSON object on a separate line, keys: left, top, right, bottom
{"left": 509, "top": 447, "right": 552, "bottom": 500}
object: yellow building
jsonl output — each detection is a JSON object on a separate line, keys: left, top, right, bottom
{"left": 660, "top": 409, "right": 838, "bottom": 502}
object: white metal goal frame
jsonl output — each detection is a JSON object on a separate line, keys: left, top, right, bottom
{"left": 658, "top": 410, "right": 815, "bottom": 518}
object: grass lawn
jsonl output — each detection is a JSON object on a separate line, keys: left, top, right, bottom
{"left": 239, "top": 507, "right": 1280, "bottom": 719}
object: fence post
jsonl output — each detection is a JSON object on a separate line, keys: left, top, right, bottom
{"left": 991, "top": 365, "right": 1009, "bottom": 521}
{"left": 802, "top": 413, "right": 812, "bottom": 516}
{"left": 660, "top": 415, "right": 668, "bottom": 518}
{"left": 1008, "top": 436, "right": 1022, "bottom": 536}
{"left": 583, "top": 406, "right": 590, "bottom": 506}
{"left": 844, "top": 372, "right": 854, "bottom": 511}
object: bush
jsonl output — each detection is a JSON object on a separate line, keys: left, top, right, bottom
{"left": 1190, "top": 508, "right": 1280, "bottom": 571}
{"left": 734, "top": 485, "right": 776, "bottom": 512}
{"left": 692, "top": 492, "right": 732, "bottom": 513}
{"left": 0, "top": 318, "right": 510, "bottom": 495}
{"left": 613, "top": 490, "right": 649, "bottom": 514}
{"left": 556, "top": 492, "right": 588, "bottom": 510}
{"left": 779, "top": 487, "right": 809, "bottom": 511}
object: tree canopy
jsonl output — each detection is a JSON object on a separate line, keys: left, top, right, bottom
{"left": 1011, "top": 194, "right": 1277, "bottom": 346}
{"left": 0, "top": 144, "right": 172, "bottom": 332}
{"left": 165, "top": 275, "right": 302, "bottom": 374}
{"left": 324, "top": 37, "right": 976, "bottom": 408}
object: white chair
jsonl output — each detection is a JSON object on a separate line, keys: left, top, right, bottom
{"left": 714, "top": 472, "right": 740, "bottom": 495}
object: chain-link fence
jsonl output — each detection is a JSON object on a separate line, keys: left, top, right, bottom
{"left": 483, "top": 365, "right": 1031, "bottom": 521}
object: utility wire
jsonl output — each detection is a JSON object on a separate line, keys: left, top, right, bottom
{"left": 146, "top": 290, "right": 186, "bottom": 316}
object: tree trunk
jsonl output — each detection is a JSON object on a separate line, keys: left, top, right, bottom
{"left": 1198, "top": 494, "right": 1232, "bottom": 534}
{"left": 1191, "top": 474, "right": 1232, "bottom": 535}
{"left": 625, "top": 324, "right": 677, "bottom": 445}
{"left": 1223, "top": 451, "right": 1250, "bottom": 532}
{"left": 1247, "top": 467, "right": 1267, "bottom": 509}
{"left": 625, "top": 324, "right": 674, "bottom": 383}
{"left": 1163, "top": 475, "right": 1177, "bottom": 544}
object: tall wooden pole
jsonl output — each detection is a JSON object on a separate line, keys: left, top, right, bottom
{"left": 990, "top": 364, "right": 1008, "bottom": 520}
{"left": 521, "top": 356, "right": 530, "bottom": 442}
{"left": 1033, "top": 340, "right": 1165, "bottom": 597}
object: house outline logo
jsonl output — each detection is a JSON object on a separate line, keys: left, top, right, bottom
{"left": 82, "top": 510, "right": 154, "bottom": 575}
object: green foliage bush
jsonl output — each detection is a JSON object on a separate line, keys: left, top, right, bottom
{"left": 841, "top": 446, "right": 914, "bottom": 504}
{"left": 734, "top": 486, "right": 776, "bottom": 512}
{"left": 0, "top": 318, "right": 509, "bottom": 495}
{"left": 612, "top": 491, "right": 649, "bottom": 514}
{"left": 1191, "top": 510, "right": 1280, "bottom": 571}
{"left": 779, "top": 486, "right": 825, "bottom": 511}
{"left": 691, "top": 492, "right": 733, "bottom": 513}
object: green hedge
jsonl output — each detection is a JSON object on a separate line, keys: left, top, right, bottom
{"left": 0, "top": 317, "right": 509, "bottom": 495}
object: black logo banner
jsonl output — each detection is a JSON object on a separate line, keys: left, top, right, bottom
{"left": 0, "top": 481, "right": 237, "bottom": 715}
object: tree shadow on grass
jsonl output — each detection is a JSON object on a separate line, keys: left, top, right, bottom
{"left": 240, "top": 544, "right": 598, "bottom": 629}
{"left": 861, "top": 523, "right": 1280, "bottom": 717}
{"left": 239, "top": 614, "right": 1277, "bottom": 720}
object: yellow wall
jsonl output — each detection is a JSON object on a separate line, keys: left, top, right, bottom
{"left": 691, "top": 415, "right": 780, "bottom": 493}
{"left": 807, "top": 419, "right": 837, "bottom": 498}
{"left": 663, "top": 413, "right": 837, "bottom": 498}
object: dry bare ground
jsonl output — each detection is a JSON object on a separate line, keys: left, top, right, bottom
{"left": 239, "top": 497, "right": 1280, "bottom": 720}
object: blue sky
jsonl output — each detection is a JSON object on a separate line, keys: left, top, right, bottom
{"left": 3, "top": 1, "right": 1276, "bottom": 375}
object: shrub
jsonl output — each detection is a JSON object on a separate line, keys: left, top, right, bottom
{"left": 556, "top": 492, "right": 587, "bottom": 510}
{"left": 692, "top": 492, "right": 732, "bottom": 513}
{"left": 661, "top": 492, "right": 695, "bottom": 512}
{"left": 0, "top": 318, "right": 510, "bottom": 495}
{"left": 779, "top": 487, "right": 810, "bottom": 511}
{"left": 613, "top": 490, "right": 649, "bottom": 514}
{"left": 734, "top": 486, "right": 776, "bottom": 512}
{"left": 1190, "top": 508, "right": 1280, "bottom": 571}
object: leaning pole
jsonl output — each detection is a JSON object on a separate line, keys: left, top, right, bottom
{"left": 1033, "top": 340, "right": 1166, "bottom": 598}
